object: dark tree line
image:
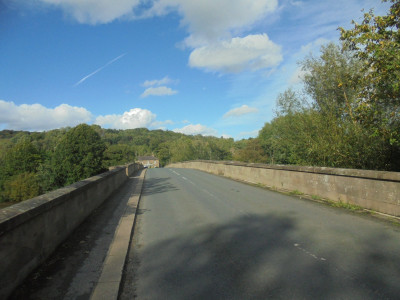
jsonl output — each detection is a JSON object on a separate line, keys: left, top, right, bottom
{"left": 0, "top": 125, "right": 235, "bottom": 203}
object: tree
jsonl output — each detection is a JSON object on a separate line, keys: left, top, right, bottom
{"left": 156, "top": 143, "right": 171, "bottom": 166}
{"left": 301, "top": 43, "right": 362, "bottom": 121}
{"left": 52, "top": 124, "right": 106, "bottom": 186}
{"left": 103, "top": 144, "right": 136, "bottom": 167}
{"left": 233, "top": 138, "right": 269, "bottom": 164}
{"left": 0, "top": 140, "right": 42, "bottom": 202}
{"left": 2, "top": 139, "right": 42, "bottom": 176}
{"left": 256, "top": 39, "right": 396, "bottom": 170}
{"left": 340, "top": 0, "right": 400, "bottom": 149}
{"left": 3, "top": 172, "right": 40, "bottom": 202}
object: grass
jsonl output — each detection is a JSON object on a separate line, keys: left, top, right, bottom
{"left": 289, "top": 190, "right": 304, "bottom": 196}
{"left": 311, "top": 194, "right": 322, "bottom": 201}
{"left": 329, "top": 201, "right": 363, "bottom": 212}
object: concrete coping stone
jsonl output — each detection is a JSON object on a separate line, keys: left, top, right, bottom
{"left": 90, "top": 168, "right": 146, "bottom": 300}
{"left": 0, "top": 166, "right": 127, "bottom": 237}
{"left": 180, "top": 160, "right": 400, "bottom": 182}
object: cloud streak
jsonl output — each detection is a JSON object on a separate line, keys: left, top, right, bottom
{"left": 74, "top": 53, "right": 126, "bottom": 86}
{"left": 223, "top": 105, "right": 259, "bottom": 118}
{"left": 141, "top": 86, "right": 178, "bottom": 98}
{"left": 142, "top": 76, "right": 178, "bottom": 87}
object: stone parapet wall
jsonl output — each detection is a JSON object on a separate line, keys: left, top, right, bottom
{"left": 167, "top": 160, "right": 400, "bottom": 217}
{"left": 0, "top": 163, "right": 142, "bottom": 299}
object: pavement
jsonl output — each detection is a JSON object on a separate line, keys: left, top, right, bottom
{"left": 119, "top": 167, "right": 400, "bottom": 300}
{"left": 9, "top": 169, "right": 146, "bottom": 300}
{"left": 90, "top": 168, "right": 146, "bottom": 300}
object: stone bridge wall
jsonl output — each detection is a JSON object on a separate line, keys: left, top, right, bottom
{"left": 167, "top": 160, "right": 400, "bottom": 217}
{"left": 0, "top": 163, "right": 142, "bottom": 299}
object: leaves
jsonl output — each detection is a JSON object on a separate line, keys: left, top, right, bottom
{"left": 52, "top": 124, "right": 106, "bottom": 186}
{"left": 340, "top": 0, "right": 400, "bottom": 146}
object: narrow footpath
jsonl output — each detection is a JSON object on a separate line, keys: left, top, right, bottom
{"left": 9, "top": 169, "right": 145, "bottom": 300}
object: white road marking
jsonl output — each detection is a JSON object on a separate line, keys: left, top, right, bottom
{"left": 294, "top": 243, "right": 327, "bottom": 261}
{"left": 172, "top": 170, "right": 250, "bottom": 216}
{"left": 181, "top": 176, "right": 196, "bottom": 185}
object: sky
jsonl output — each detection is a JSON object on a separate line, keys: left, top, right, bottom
{"left": 0, "top": 0, "right": 390, "bottom": 139}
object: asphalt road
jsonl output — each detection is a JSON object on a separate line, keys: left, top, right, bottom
{"left": 120, "top": 167, "right": 400, "bottom": 300}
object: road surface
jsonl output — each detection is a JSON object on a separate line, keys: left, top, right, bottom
{"left": 120, "top": 168, "right": 400, "bottom": 300}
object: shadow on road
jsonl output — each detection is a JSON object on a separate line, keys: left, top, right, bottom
{"left": 142, "top": 176, "right": 179, "bottom": 196}
{"left": 127, "top": 214, "right": 400, "bottom": 300}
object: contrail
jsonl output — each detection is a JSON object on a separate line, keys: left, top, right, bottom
{"left": 74, "top": 53, "right": 127, "bottom": 86}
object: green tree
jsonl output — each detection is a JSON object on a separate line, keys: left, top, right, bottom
{"left": 103, "top": 144, "right": 136, "bottom": 167}
{"left": 2, "top": 139, "right": 42, "bottom": 176}
{"left": 233, "top": 138, "right": 269, "bottom": 163}
{"left": 3, "top": 172, "right": 40, "bottom": 202}
{"left": 340, "top": 0, "right": 400, "bottom": 107}
{"left": 52, "top": 124, "right": 106, "bottom": 186}
{"left": 169, "top": 137, "right": 196, "bottom": 162}
{"left": 340, "top": 0, "right": 400, "bottom": 153}
{"left": 156, "top": 143, "right": 171, "bottom": 166}
{"left": 301, "top": 43, "right": 362, "bottom": 121}
{"left": 0, "top": 140, "right": 42, "bottom": 202}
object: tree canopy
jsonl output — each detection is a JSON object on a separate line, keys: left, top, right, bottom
{"left": 52, "top": 124, "right": 107, "bottom": 186}
{"left": 340, "top": 0, "right": 400, "bottom": 146}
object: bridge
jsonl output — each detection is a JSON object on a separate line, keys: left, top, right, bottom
{"left": 1, "top": 161, "right": 400, "bottom": 299}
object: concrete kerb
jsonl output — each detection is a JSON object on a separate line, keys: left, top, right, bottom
{"left": 90, "top": 168, "right": 147, "bottom": 300}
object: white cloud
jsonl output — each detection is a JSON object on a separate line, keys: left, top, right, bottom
{"left": 299, "top": 38, "right": 331, "bottom": 56}
{"left": 141, "top": 86, "right": 178, "bottom": 98}
{"left": 38, "top": 0, "right": 141, "bottom": 24}
{"left": 288, "top": 67, "right": 308, "bottom": 85}
{"left": 223, "top": 105, "right": 259, "bottom": 118}
{"left": 152, "top": 119, "right": 174, "bottom": 128}
{"left": 149, "top": 0, "right": 278, "bottom": 47}
{"left": 35, "top": 1, "right": 281, "bottom": 74}
{"left": 0, "top": 100, "right": 92, "bottom": 131}
{"left": 237, "top": 129, "right": 260, "bottom": 139}
{"left": 173, "top": 124, "right": 218, "bottom": 136}
{"left": 142, "top": 76, "right": 177, "bottom": 87}
{"left": 36, "top": 0, "right": 278, "bottom": 33}
{"left": 221, "top": 134, "right": 232, "bottom": 139}
{"left": 189, "top": 34, "right": 282, "bottom": 73}
{"left": 95, "top": 108, "right": 156, "bottom": 129}
{"left": 289, "top": 1, "right": 304, "bottom": 7}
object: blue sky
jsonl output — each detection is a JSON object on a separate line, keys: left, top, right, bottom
{"left": 0, "top": 0, "right": 390, "bottom": 139}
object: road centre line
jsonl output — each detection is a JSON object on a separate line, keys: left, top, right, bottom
{"left": 172, "top": 170, "right": 180, "bottom": 176}
{"left": 181, "top": 176, "right": 196, "bottom": 185}
{"left": 170, "top": 169, "right": 250, "bottom": 216}
{"left": 294, "top": 243, "right": 326, "bottom": 261}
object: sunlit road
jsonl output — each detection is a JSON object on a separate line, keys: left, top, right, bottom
{"left": 120, "top": 168, "right": 400, "bottom": 300}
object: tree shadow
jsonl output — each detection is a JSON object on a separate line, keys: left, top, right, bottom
{"left": 129, "top": 214, "right": 400, "bottom": 300}
{"left": 142, "top": 177, "right": 179, "bottom": 196}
